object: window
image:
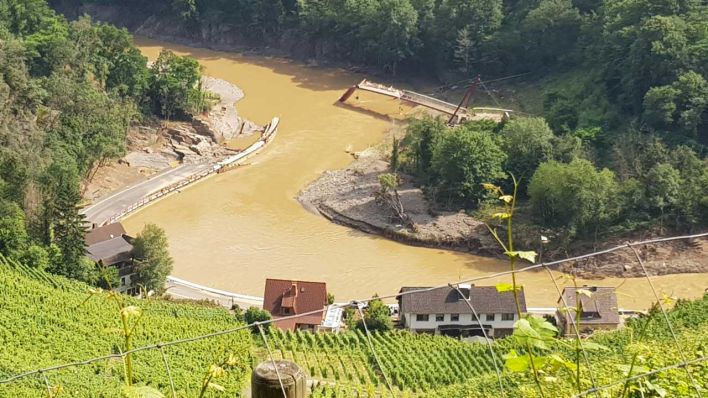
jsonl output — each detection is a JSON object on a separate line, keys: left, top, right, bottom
{"left": 502, "top": 313, "right": 515, "bottom": 321}
{"left": 435, "top": 314, "right": 444, "bottom": 322}
{"left": 416, "top": 314, "right": 429, "bottom": 322}
{"left": 450, "top": 314, "right": 459, "bottom": 322}
{"left": 281, "top": 307, "right": 291, "bottom": 315}
{"left": 120, "top": 277, "right": 126, "bottom": 286}
{"left": 485, "top": 314, "right": 495, "bottom": 322}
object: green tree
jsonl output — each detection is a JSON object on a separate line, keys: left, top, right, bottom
{"left": 528, "top": 159, "right": 621, "bottom": 238}
{"left": 404, "top": 116, "right": 445, "bottom": 176}
{"left": 0, "top": 200, "right": 29, "bottom": 256}
{"left": 499, "top": 117, "right": 554, "bottom": 187}
{"left": 645, "top": 163, "right": 681, "bottom": 231}
{"left": 148, "top": 49, "right": 204, "bottom": 119}
{"left": 16, "top": 244, "right": 50, "bottom": 270}
{"left": 454, "top": 26, "right": 474, "bottom": 74}
{"left": 244, "top": 307, "right": 273, "bottom": 332}
{"left": 356, "top": 298, "right": 392, "bottom": 332}
{"left": 430, "top": 125, "right": 506, "bottom": 207}
{"left": 131, "top": 223, "right": 174, "bottom": 293}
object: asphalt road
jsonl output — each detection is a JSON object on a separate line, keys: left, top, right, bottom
{"left": 165, "top": 277, "right": 264, "bottom": 309}
{"left": 81, "top": 164, "right": 210, "bottom": 226}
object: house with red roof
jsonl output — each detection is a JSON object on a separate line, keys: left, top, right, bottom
{"left": 263, "top": 279, "right": 328, "bottom": 331}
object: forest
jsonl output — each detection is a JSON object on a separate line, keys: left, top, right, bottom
{"left": 75, "top": 0, "right": 707, "bottom": 142}
{"left": 65, "top": 0, "right": 707, "bottom": 241}
{"left": 0, "top": 0, "right": 206, "bottom": 285}
{"left": 2, "top": 0, "right": 706, "bottom": 285}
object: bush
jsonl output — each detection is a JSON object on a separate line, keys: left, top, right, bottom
{"left": 244, "top": 307, "right": 272, "bottom": 332}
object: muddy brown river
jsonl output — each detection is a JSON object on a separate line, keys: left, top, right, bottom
{"left": 124, "top": 38, "right": 706, "bottom": 308}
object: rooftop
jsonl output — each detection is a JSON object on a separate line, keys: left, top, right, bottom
{"left": 398, "top": 285, "right": 526, "bottom": 315}
{"left": 85, "top": 223, "right": 128, "bottom": 246}
{"left": 86, "top": 236, "right": 133, "bottom": 266}
{"left": 558, "top": 286, "right": 620, "bottom": 325}
{"left": 263, "top": 279, "right": 328, "bottom": 330}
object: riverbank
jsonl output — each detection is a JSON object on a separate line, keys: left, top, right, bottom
{"left": 298, "top": 148, "right": 499, "bottom": 255}
{"left": 84, "top": 76, "right": 260, "bottom": 203}
{"left": 299, "top": 145, "right": 708, "bottom": 278}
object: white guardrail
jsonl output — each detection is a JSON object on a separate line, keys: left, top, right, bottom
{"left": 104, "top": 117, "right": 279, "bottom": 226}
{"left": 166, "top": 276, "right": 264, "bottom": 308}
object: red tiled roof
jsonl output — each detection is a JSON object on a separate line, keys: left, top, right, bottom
{"left": 263, "top": 279, "right": 327, "bottom": 331}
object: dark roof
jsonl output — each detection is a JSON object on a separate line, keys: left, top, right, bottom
{"left": 85, "top": 223, "right": 128, "bottom": 246}
{"left": 87, "top": 236, "right": 133, "bottom": 266}
{"left": 398, "top": 285, "right": 526, "bottom": 315}
{"left": 263, "top": 279, "right": 327, "bottom": 330}
{"left": 557, "top": 287, "right": 619, "bottom": 325}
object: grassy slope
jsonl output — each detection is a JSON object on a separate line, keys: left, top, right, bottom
{"left": 0, "top": 256, "right": 251, "bottom": 397}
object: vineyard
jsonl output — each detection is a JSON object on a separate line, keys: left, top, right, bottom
{"left": 254, "top": 297, "right": 708, "bottom": 397}
{"left": 0, "top": 255, "right": 252, "bottom": 397}
{"left": 253, "top": 328, "right": 504, "bottom": 395}
{"left": 2, "top": 254, "right": 708, "bottom": 397}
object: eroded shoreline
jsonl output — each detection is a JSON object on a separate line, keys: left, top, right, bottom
{"left": 298, "top": 149, "right": 708, "bottom": 279}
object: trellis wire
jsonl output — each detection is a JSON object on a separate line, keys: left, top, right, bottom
{"left": 258, "top": 323, "right": 288, "bottom": 398}
{"left": 0, "top": 232, "right": 705, "bottom": 396}
{"left": 39, "top": 371, "right": 53, "bottom": 398}
{"left": 449, "top": 283, "right": 507, "bottom": 397}
{"left": 354, "top": 301, "right": 396, "bottom": 397}
{"left": 157, "top": 345, "right": 177, "bottom": 398}
{"left": 543, "top": 266, "right": 600, "bottom": 394}
{"left": 572, "top": 356, "right": 708, "bottom": 398}
{"left": 626, "top": 243, "right": 703, "bottom": 397}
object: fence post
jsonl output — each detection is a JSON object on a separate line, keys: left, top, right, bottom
{"left": 252, "top": 360, "right": 306, "bottom": 398}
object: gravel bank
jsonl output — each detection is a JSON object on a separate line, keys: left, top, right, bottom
{"left": 298, "top": 149, "right": 499, "bottom": 255}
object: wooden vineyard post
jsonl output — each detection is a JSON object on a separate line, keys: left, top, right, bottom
{"left": 252, "top": 360, "right": 306, "bottom": 398}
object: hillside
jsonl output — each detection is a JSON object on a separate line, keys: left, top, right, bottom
{"left": 2, "top": 254, "right": 708, "bottom": 397}
{"left": 0, "top": 255, "right": 251, "bottom": 397}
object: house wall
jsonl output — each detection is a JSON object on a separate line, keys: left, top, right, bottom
{"left": 561, "top": 321, "right": 619, "bottom": 336}
{"left": 402, "top": 312, "right": 518, "bottom": 335}
{"left": 117, "top": 272, "right": 137, "bottom": 295}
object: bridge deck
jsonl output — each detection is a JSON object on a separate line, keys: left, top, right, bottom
{"left": 339, "top": 79, "right": 512, "bottom": 124}
{"left": 355, "top": 80, "right": 469, "bottom": 117}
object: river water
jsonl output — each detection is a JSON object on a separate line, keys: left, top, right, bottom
{"left": 125, "top": 38, "right": 706, "bottom": 309}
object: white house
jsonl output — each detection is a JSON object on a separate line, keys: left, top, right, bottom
{"left": 397, "top": 284, "right": 526, "bottom": 338}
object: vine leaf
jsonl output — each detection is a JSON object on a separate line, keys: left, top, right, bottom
{"left": 491, "top": 212, "right": 511, "bottom": 220}
{"left": 208, "top": 382, "right": 226, "bottom": 392}
{"left": 121, "top": 385, "right": 165, "bottom": 398}
{"left": 505, "top": 250, "right": 538, "bottom": 263}
{"left": 582, "top": 342, "right": 610, "bottom": 351}
{"left": 496, "top": 283, "right": 521, "bottom": 293}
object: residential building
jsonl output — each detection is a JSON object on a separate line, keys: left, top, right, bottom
{"left": 85, "top": 223, "right": 136, "bottom": 295}
{"left": 556, "top": 286, "right": 620, "bottom": 336}
{"left": 397, "top": 284, "right": 526, "bottom": 338}
{"left": 263, "top": 279, "right": 328, "bottom": 331}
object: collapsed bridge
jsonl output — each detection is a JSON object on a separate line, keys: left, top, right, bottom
{"left": 338, "top": 79, "right": 512, "bottom": 124}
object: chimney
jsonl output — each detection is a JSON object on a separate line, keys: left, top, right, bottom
{"left": 458, "top": 283, "right": 471, "bottom": 300}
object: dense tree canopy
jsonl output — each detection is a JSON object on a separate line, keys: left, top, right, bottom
{"left": 0, "top": 2, "right": 205, "bottom": 286}
{"left": 131, "top": 223, "right": 174, "bottom": 293}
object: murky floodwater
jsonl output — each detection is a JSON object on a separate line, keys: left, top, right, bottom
{"left": 125, "top": 38, "right": 706, "bottom": 308}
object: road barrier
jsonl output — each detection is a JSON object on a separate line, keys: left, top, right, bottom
{"left": 103, "top": 117, "right": 279, "bottom": 226}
